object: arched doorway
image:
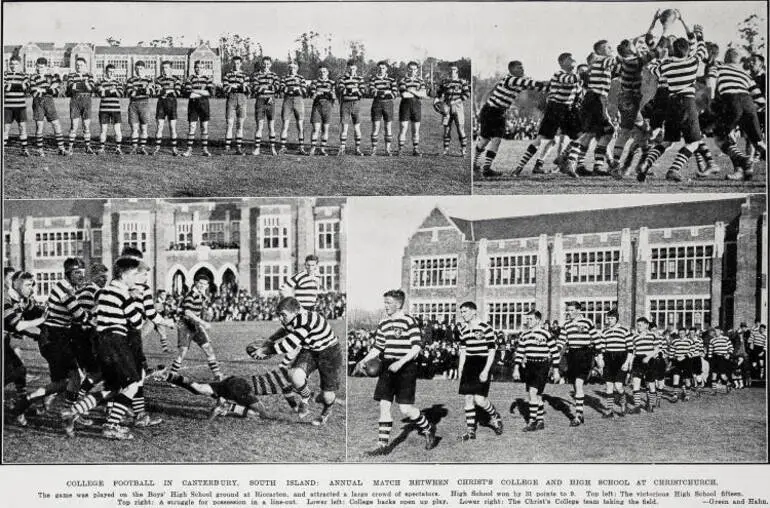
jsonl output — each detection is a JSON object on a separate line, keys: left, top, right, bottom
{"left": 192, "top": 266, "right": 217, "bottom": 296}
{"left": 220, "top": 268, "right": 237, "bottom": 299}
{"left": 171, "top": 269, "right": 187, "bottom": 296}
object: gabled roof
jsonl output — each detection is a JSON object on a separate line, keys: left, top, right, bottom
{"left": 447, "top": 197, "right": 754, "bottom": 242}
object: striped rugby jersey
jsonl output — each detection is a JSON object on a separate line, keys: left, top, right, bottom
{"left": 3, "top": 71, "right": 29, "bottom": 108}
{"left": 185, "top": 74, "right": 215, "bottom": 98}
{"left": 618, "top": 52, "right": 654, "bottom": 93}
{"left": 155, "top": 74, "right": 182, "bottom": 98}
{"left": 337, "top": 74, "right": 366, "bottom": 101}
{"left": 65, "top": 72, "right": 95, "bottom": 95}
{"left": 29, "top": 73, "right": 61, "bottom": 97}
{"left": 586, "top": 55, "right": 618, "bottom": 96}
{"left": 558, "top": 316, "right": 602, "bottom": 350}
{"left": 485, "top": 75, "right": 545, "bottom": 110}
{"left": 373, "top": 313, "right": 422, "bottom": 360}
{"left": 250, "top": 71, "right": 280, "bottom": 97}
{"left": 546, "top": 70, "right": 582, "bottom": 105}
{"left": 274, "top": 310, "right": 338, "bottom": 363}
{"left": 688, "top": 335, "right": 705, "bottom": 357}
{"left": 223, "top": 70, "right": 249, "bottom": 95}
{"left": 398, "top": 75, "right": 426, "bottom": 98}
{"left": 181, "top": 288, "right": 206, "bottom": 318}
{"left": 457, "top": 320, "right": 495, "bottom": 357}
{"left": 3, "top": 289, "right": 33, "bottom": 341}
{"left": 749, "top": 331, "right": 766, "bottom": 349}
{"left": 631, "top": 330, "right": 659, "bottom": 356}
{"left": 436, "top": 77, "right": 470, "bottom": 103}
{"left": 134, "top": 283, "right": 159, "bottom": 324}
{"left": 668, "top": 335, "right": 693, "bottom": 358}
{"left": 601, "top": 324, "right": 633, "bottom": 353}
{"left": 707, "top": 334, "right": 733, "bottom": 357}
{"left": 368, "top": 75, "right": 398, "bottom": 100}
{"left": 125, "top": 76, "right": 153, "bottom": 100}
{"left": 281, "top": 74, "right": 307, "bottom": 97}
{"left": 283, "top": 271, "right": 320, "bottom": 311}
{"left": 515, "top": 326, "right": 560, "bottom": 366}
{"left": 310, "top": 78, "right": 335, "bottom": 102}
{"left": 647, "top": 60, "right": 669, "bottom": 91}
{"left": 45, "top": 279, "right": 88, "bottom": 328}
{"left": 656, "top": 37, "right": 707, "bottom": 97}
{"left": 97, "top": 78, "right": 123, "bottom": 112}
{"left": 95, "top": 280, "right": 144, "bottom": 336}
{"left": 708, "top": 64, "right": 766, "bottom": 106}
{"left": 76, "top": 282, "right": 101, "bottom": 315}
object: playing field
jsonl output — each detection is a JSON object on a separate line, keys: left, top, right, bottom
{"left": 3, "top": 98, "right": 470, "bottom": 198}
{"left": 347, "top": 376, "right": 767, "bottom": 463}
{"left": 2, "top": 320, "right": 346, "bottom": 464}
{"left": 473, "top": 139, "right": 767, "bottom": 194}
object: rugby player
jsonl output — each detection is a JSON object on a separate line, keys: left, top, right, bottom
{"left": 354, "top": 289, "right": 438, "bottom": 455}
{"left": 223, "top": 56, "right": 249, "bottom": 154}
{"left": 126, "top": 61, "right": 153, "bottom": 155}
{"left": 434, "top": 63, "right": 470, "bottom": 156}
{"left": 473, "top": 61, "right": 546, "bottom": 177}
{"left": 278, "top": 62, "right": 308, "bottom": 155}
{"left": 182, "top": 60, "right": 216, "bottom": 157}
{"left": 251, "top": 57, "right": 281, "bottom": 156}
{"left": 397, "top": 61, "right": 427, "bottom": 156}
{"left": 368, "top": 61, "right": 398, "bottom": 156}
{"left": 29, "top": 57, "right": 66, "bottom": 156}
{"left": 153, "top": 60, "right": 182, "bottom": 156}
{"left": 167, "top": 274, "right": 224, "bottom": 381}
{"left": 514, "top": 53, "right": 582, "bottom": 175}
{"left": 3, "top": 56, "right": 30, "bottom": 156}
{"left": 456, "top": 301, "right": 504, "bottom": 440}
{"left": 514, "top": 310, "right": 560, "bottom": 431}
{"left": 65, "top": 57, "right": 96, "bottom": 154}
{"left": 557, "top": 302, "right": 604, "bottom": 426}
{"left": 250, "top": 297, "right": 342, "bottom": 426}
{"left": 309, "top": 64, "right": 336, "bottom": 156}
{"left": 96, "top": 64, "right": 124, "bottom": 154}
{"left": 336, "top": 60, "right": 366, "bottom": 155}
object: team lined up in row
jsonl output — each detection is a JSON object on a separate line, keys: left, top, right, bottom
{"left": 3, "top": 56, "right": 470, "bottom": 158}
{"left": 352, "top": 294, "right": 766, "bottom": 454}
{"left": 3, "top": 254, "right": 343, "bottom": 440}
{"left": 475, "top": 10, "right": 767, "bottom": 182}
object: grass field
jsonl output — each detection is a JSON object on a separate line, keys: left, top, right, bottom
{"left": 3, "top": 98, "right": 470, "bottom": 198}
{"left": 347, "top": 377, "right": 767, "bottom": 463}
{"left": 473, "top": 139, "right": 767, "bottom": 194}
{"left": 2, "top": 320, "right": 346, "bottom": 464}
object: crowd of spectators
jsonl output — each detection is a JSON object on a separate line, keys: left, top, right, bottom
{"left": 156, "top": 286, "right": 346, "bottom": 322}
{"left": 505, "top": 116, "right": 540, "bottom": 140}
{"left": 348, "top": 317, "right": 767, "bottom": 385}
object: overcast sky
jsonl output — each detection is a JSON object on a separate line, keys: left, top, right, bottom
{"left": 347, "top": 194, "right": 750, "bottom": 313}
{"left": 4, "top": 2, "right": 472, "bottom": 62}
{"left": 474, "top": 1, "right": 766, "bottom": 79}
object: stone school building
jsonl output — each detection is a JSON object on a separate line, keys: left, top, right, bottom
{"left": 402, "top": 195, "right": 766, "bottom": 331}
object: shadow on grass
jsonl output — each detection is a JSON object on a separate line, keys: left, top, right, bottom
{"left": 542, "top": 394, "right": 575, "bottom": 422}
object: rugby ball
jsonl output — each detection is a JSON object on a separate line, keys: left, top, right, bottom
{"left": 362, "top": 357, "right": 382, "bottom": 377}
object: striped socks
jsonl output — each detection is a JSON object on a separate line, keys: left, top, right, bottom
{"left": 574, "top": 394, "right": 584, "bottom": 419}
{"left": 465, "top": 407, "right": 476, "bottom": 433}
{"left": 517, "top": 143, "right": 537, "bottom": 172}
{"left": 668, "top": 147, "right": 692, "bottom": 174}
{"left": 378, "top": 420, "right": 393, "bottom": 448}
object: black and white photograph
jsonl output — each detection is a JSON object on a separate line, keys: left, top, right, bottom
{"left": 3, "top": 2, "right": 472, "bottom": 198}
{"left": 2, "top": 197, "right": 347, "bottom": 463}
{"left": 346, "top": 194, "right": 767, "bottom": 462}
{"left": 472, "top": 1, "right": 767, "bottom": 194}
